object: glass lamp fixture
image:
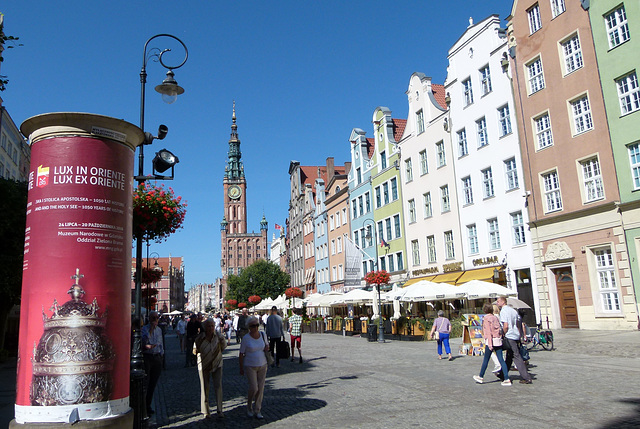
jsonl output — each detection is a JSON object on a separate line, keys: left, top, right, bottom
{"left": 155, "top": 70, "right": 185, "bottom": 104}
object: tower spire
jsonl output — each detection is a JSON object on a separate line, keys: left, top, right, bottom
{"left": 225, "top": 100, "right": 244, "bottom": 179}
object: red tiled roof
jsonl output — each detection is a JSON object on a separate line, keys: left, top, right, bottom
{"left": 366, "top": 138, "right": 375, "bottom": 160}
{"left": 432, "top": 83, "right": 448, "bottom": 110}
{"left": 392, "top": 119, "right": 407, "bottom": 142}
{"left": 299, "top": 165, "right": 346, "bottom": 187}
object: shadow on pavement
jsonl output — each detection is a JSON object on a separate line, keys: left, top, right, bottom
{"left": 598, "top": 398, "right": 640, "bottom": 429}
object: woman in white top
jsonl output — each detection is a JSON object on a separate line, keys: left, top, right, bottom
{"left": 239, "top": 316, "right": 269, "bottom": 420}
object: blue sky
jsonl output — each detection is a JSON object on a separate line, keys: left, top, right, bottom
{"left": 2, "top": 1, "right": 511, "bottom": 289}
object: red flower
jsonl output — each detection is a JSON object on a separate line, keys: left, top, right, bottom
{"left": 285, "top": 287, "right": 303, "bottom": 298}
{"left": 248, "top": 295, "right": 262, "bottom": 304}
{"left": 364, "top": 270, "right": 390, "bottom": 286}
{"left": 133, "top": 183, "right": 188, "bottom": 243}
{"left": 238, "top": 302, "right": 247, "bottom": 308}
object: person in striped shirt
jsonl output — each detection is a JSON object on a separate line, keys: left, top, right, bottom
{"left": 288, "top": 308, "right": 303, "bottom": 364}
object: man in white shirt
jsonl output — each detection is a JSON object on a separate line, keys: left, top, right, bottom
{"left": 496, "top": 296, "right": 532, "bottom": 384}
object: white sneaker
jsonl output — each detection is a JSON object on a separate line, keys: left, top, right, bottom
{"left": 492, "top": 366, "right": 501, "bottom": 373}
{"left": 501, "top": 380, "right": 512, "bottom": 386}
{"left": 255, "top": 412, "right": 264, "bottom": 419}
{"left": 473, "top": 375, "right": 483, "bottom": 384}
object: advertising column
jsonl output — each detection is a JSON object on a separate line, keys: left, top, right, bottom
{"left": 14, "top": 113, "right": 144, "bottom": 426}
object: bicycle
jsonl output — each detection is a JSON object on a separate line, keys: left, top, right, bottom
{"left": 525, "top": 324, "right": 554, "bottom": 351}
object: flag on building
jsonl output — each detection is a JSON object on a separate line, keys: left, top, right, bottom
{"left": 274, "top": 224, "right": 282, "bottom": 230}
{"left": 380, "top": 237, "right": 390, "bottom": 248}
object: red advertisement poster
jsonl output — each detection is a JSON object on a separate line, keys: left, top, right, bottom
{"left": 15, "top": 114, "right": 143, "bottom": 424}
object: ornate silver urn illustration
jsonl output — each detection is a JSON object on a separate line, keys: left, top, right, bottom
{"left": 30, "top": 269, "right": 114, "bottom": 406}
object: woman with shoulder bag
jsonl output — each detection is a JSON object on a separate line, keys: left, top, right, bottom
{"left": 429, "top": 310, "right": 452, "bottom": 361}
{"left": 473, "top": 303, "right": 511, "bottom": 386}
{"left": 239, "top": 316, "right": 269, "bottom": 420}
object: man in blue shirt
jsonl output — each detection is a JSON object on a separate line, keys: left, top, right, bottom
{"left": 265, "top": 306, "right": 284, "bottom": 367}
{"left": 496, "top": 297, "right": 532, "bottom": 384}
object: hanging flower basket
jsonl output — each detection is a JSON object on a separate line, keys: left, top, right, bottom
{"left": 238, "top": 302, "right": 247, "bottom": 308}
{"left": 141, "top": 267, "right": 163, "bottom": 286}
{"left": 285, "top": 287, "right": 303, "bottom": 298}
{"left": 248, "top": 295, "right": 262, "bottom": 305}
{"left": 226, "top": 299, "right": 237, "bottom": 309}
{"left": 364, "top": 270, "right": 390, "bottom": 286}
{"left": 133, "top": 183, "right": 187, "bottom": 243}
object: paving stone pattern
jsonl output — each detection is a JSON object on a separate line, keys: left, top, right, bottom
{"left": 148, "top": 328, "right": 640, "bottom": 429}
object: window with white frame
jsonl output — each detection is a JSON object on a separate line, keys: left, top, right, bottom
{"left": 629, "top": 143, "right": 640, "bottom": 189}
{"left": 331, "top": 239, "right": 336, "bottom": 255}
{"left": 383, "top": 182, "right": 389, "bottom": 205}
{"left": 581, "top": 157, "right": 605, "bottom": 202}
{"left": 394, "top": 214, "right": 401, "bottom": 238}
{"left": 462, "top": 176, "right": 473, "bottom": 205}
{"left": 375, "top": 187, "right": 381, "bottom": 208}
{"left": 436, "top": 141, "right": 446, "bottom": 167}
{"left": 391, "top": 177, "right": 398, "bottom": 201}
{"left": 498, "top": 105, "right": 512, "bottom": 137}
{"left": 342, "top": 208, "right": 347, "bottom": 225}
{"left": 405, "top": 158, "right": 413, "bottom": 182}
{"left": 356, "top": 167, "right": 362, "bottom": 184}
{"left": 542, "top": 170, "right": 563, "bottom": 212}
{"left": 332, "top": 266, "right": 337, "bottom": 282}
{"left": 388, "top": 254, "right": 395, "bottom": 272}
{"left": 594, "top": 248, "right": 620, "bottom": 312}
{"left": 476, "top": 117, "right": 488, "bottom": 147}
{"left": 329, "top": 215, "right": 334, "bottom": 230}
{"left": 423, "top": 192, "right": 432, "bottom": 218}
{"left": 441, "top": 185, "right": 450, "bottom": 212}
{"left": 617, "top": 72, "right": 640, "bottom": 115}
{"left": 385, "top": 218, "right": 392, "bottom": 241}
{"left": 365, "top": 192, "right": 371, "bottom": 212}
{"left": 527, "top": 57, "right": 545, "bottom": 94}
{"left": 488, "top": 218, "right": 501, "bottom": 250}
{"left": 377, "top": 221, "right": 384, "bottom": 243}
{"left": 358, "top": 196, "right": 364, "bottom": 217}
{"left": 381, "top": 150, "right": 387, "bottom": 169}
{"left": 534, "top": 113, "right": 553, "bottom": 149}
{"left": 571, "top": 95, "right": 593, "bottom": 135}
{"left": 480, "top": 65, "right": 492, "bottom": 95}
{"left": 504, "top": 158, "right": 519, "bottom": 191}
{"left": 419, "top": 150, "right": 428, "bottom": 175}
{"left": 337, "top": 237, "right": 342, "bottom": 253}
{"left": 463, "top": 77, "right": 474, "bottom": 106}
{"left": 605, "top": 5, "right": 630, "bottom": 49}
{"left": 562, "top": 34, "right": 583, "bottom": 75}
{"left": 467, "top": 224, "right": 479, "bottom": 254}
{"left": 396, "top": 252, "right": 404, "bottom": 271}
{"left": 457, "top": 128, "right": 468, "bottom": 157}
{"left": 511, "top": 211, "right": 526, "bottom": 245}
{"left": 444, "top": 231, "right": 455, "bottom": 260}
{"left": 551, "top": 0, "right": 565, "bottom": 18}
{"left": 408, "top": 199, "right": 416, "bottom": 223}
{"left": 416, "top": 109, "right": 425, "bottom": 134}
{"left": 411, "top": 240, "right": 420, "bottom": 266}
{"left": 427, "top": 235, "right": 436, "bottom": 263}
{"left": 528, "top": 4, "right": 542, "bottom": 34}
{"left": 482, "top": 167, "right": 494, "bottom": 198}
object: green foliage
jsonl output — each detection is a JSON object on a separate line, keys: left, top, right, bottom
{"left": 0, "top": 18, "right": 23, "bottom": 92}
{"left": 450, "top": 316, "right": 464, "bottom": 338}
{"left": 225, "top": 259, "right": 289, "bottom": 305}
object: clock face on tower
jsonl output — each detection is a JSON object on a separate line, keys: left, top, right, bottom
{"left": 228, "top": 185, "right": 242, "bottom": 200}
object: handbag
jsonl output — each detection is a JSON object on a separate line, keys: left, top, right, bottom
{"left": 434, "top": 331, "right": 440, "bottom": 340}
{"left": 520, "top": 343, "right": 530, "bottom": 361}
{"left": 261, "top": 332, "right": 274, "bottom": 366}
{"left": 492, "top": 337, "right": 503, "bottom": 347}
{"left": 276, "top": 336, "right": 290, "bottom": 359}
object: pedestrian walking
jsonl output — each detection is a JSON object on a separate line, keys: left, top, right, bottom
{"left": 288, "top": 308, "right": 303, "bottom": 363}
{"left": 265, "top": 306, "right": 284, "bottom": 367}
{"left": 473, "top": 303, "right": 511, "bottom": 386}
{"left": 193, "top": 319, "right": 227, "bottom": 419}
{"left": 176, "top": 315, "right": 187, "bottom": 352}
{"left": 496, "top": 296, "right": 533, "bottom": 384}
{"left": 141, "top": 311, "right": 164, "bottom": 416}
{"left": 236, "top": 308, "right": 250, "bottom": 343}
{"left": 185, "top": 314, "right": 203, "bottom": 367}
{"left": 430, "top": 310, "right": 453, "bottom": 360}
{"left": 223, "top": 315, "right": 233, "bottom": 341}
{"left": 239, "top": 316, "right": 268, "bottom": 420}
{"left": 233, "top": 313, "right": 240, "bottom": 343}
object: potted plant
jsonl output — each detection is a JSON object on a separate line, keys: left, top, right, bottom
{"left": 133, "top": 183, "right": 187, "bottom": 243}
{"left": 333, "top": 315, "right": 343, "bottom": 332}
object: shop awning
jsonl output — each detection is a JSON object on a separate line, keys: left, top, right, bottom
{"left": 404, "top": 275, "right": 437, "bottom": 286}
{"left": 431, "top": 272, "right": 464, "bottom": 284}
{"left": 454, "top": 267, "right": 497, "bottom": 284}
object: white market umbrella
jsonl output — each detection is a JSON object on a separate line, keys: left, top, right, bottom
{"left": 332, "top": 288, "right": 374, "bottom": 305}
{"left": 372, "top": 289, "right": 379, "bottom": 317}
{"left": 507, "top": 297, "right": 532, "bottom": 309}
{"left": 307, "top": 291, "right": 343, "bottom": 308}
{"left": 253, "top": 297, "right": 274, "bottom": 311}
{"left": 457, "top": 279, "right": 517, "bottom": 300}
{"left": 166, "top": 310, "right": 183, "bottom": 316}
{"left": 399, "top": 280, "right": 463, "bottom": 302}
{"left": 303, "top": 293, "right": 323, "bottom": 307}
{"left": 381, "top": 284, "right": 403, "bottom": 319}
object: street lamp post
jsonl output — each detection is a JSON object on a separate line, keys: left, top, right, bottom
{"left": 363, "top": 218, "right": 385, "bottom": 343}
{"left": 147, "top": 250, "right": 162, "bottom": 313}
{"left": 131, "top": 34, "right": 187, "bottom": 429}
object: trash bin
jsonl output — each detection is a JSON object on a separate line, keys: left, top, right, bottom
{"left": 368, "top": 324, "right": 377, "bottom": 342}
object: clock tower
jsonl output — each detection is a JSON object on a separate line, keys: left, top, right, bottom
{"left": 219, "top": 103, "right": 268, "bottom": 305}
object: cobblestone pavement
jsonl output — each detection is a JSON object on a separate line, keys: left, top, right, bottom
{"left": 148, "top": 328, "right": 640, "bottom": 429}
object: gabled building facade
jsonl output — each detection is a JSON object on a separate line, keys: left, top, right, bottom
{"left": 445, "top": 15, "right": 538, "bottom": 325}
{"left": 370, "top": 108, "right": 407, "bottom": 283}
{"left": 325, "top": 167, "right": 350, "bottom": 292}
{"left": 588, "top": 0, "right": 640, "bottom": 328}
{"left": 508, "top": 0, "right": 636, "bottom": 329}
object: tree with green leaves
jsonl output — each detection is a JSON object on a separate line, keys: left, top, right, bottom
{"left": 225, "top": 260, "right": 289, "bottom": 306}
{"left": 0, "top": 178, "right": 27, "bottom": 350}
{"left": 0, "top": 13, "right": 22, "bottom": 92}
